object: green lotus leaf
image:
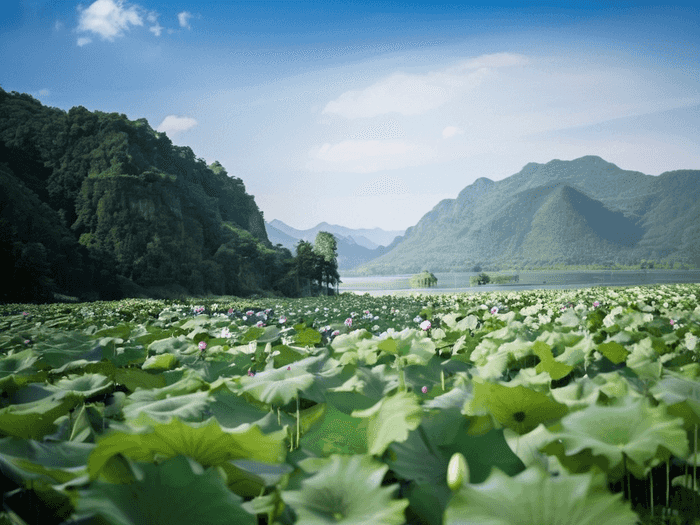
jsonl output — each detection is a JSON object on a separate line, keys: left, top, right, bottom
{"left": 440, "top": 313, "right": 478, "bottom": 332}
{"left": 77, "top": 455, "right": 255, "bottom": 525}
{"left": 625, "top": 338, "right": 663, "bottom": 380}
{"left": 549, "top": 375, "right": 605, "bottom": 409}
{"left": 0, "top": 393, "right": 80, "bottom": 439}
{"left": 122, "top": 391, "right": 211, "bottom": 423}
{"left": 32, "top": 331, "right": 105, "bottom": 371}
{"left": 465, "top": 380, "right": 569, "bottom": 435}
{"left": 49, "top": 373, "right": 113, "bottom": 399}
{"left": 146, "top": 334, "right": 190, "bottom": 355}
{"left": 650, "top": 375, "right": 700, "bottom": 428}
{"left": 0, "top": 348, "right": 38, "bottom": 379}
{"left": 597, "top": 341, "right": 628, "bottom": 365}
{"left": 551, "top": 396, "right": 688, "bottom": 478}
{"left": 532, "top": 341, "right": 574, "bottom": 380}
{"left": 375, "top": 328, "right": 436, "bottom": 364}
{"left": 141, "top": 353, "right": 179, "bottom": 371}
{"left": 0, "top": 436, "right": 93, "bottom": 486}
{"left": 443, "top": 464, "right": 638, "bottom": 525}
{"left": 88, "top": 415, "right": 287, "bottom": 480}
{"left": 112, "top": 367, "right": 166, "bottom": 392}
{"left": 281, "top": 454, "right": 409, "bottom": 525}
{"left": 503, "top": 423, "right": 560, "bottom": 471}
{"left": 128, "top": 368, "right": 207, "bottom": 401}
{"left": 331, "top": 329, "right": 373, "bottom": 353}
{"left": 238, "top": 365, "right": 315, "bottom": 407}
{"left": 351, "top": 390, "right": 422, "bottom": 455}
{"left": 300, "top": 403, "right": 369, "bottom": 456}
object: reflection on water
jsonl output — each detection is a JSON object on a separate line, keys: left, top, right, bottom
{"left": 338, "top": 270, "right": 700, "bottom": 296}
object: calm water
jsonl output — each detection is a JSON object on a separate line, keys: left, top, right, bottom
{"left": 338, "top": 270, "right": 700, "bottom": 296}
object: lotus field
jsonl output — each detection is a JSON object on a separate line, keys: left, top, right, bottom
{"left": 2, "top": 284, "right": 700, "bottom": 524}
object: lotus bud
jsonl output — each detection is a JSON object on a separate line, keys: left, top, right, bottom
{"left": 446, "top": 452, "right": 469, "bottom": 491}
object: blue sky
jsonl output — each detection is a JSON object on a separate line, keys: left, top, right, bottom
{"left": 1, "top": 1, "right": 699, "bottom": 232}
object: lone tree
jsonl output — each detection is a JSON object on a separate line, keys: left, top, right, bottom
{"left": 313, "top": 231, "right": 341, "bottom": 295}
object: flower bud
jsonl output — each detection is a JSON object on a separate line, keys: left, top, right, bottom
{"left": 446, "top": 452, "right": 469, "bottom": 491}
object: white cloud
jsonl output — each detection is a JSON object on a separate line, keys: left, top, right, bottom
{"left": 146, "top": 11, "right": 162, "bottom": 35}
{"left": 77, "top": 36, "right": 92, "bottom": 46}
{"left": 178, "top": 11, "right": 192, "bottom": 28}
{"left": 149, "top": 22, "right": 163, "bottom": 36}
{"left": 307, "top": 139, "right": 436, "bottom": 173}
{"left": 55, "top": 21, "right": 64, "bottom": 31}
{"left": 322, "top": 53, "right": 528, "bottom": 119}
{"left": 38, "top": 89, "right": 50, "bottom": 97}
{"left": 442, "top": 126, "right": 463, "bottom": 139}
{"left": 77, "top": 0, "right": 143, "bottom": 42}
{"left": 157, "top": 115, "right": 198, "bottom": 134}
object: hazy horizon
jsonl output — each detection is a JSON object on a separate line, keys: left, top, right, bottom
{"left": 2, "top": 1, "right": 699, "bottom": 231}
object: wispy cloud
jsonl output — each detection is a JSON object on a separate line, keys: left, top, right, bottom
{"left": 442, "top": 126, "right": 463, "bottom": 139}
{"left": 77, "top": 37, "right": 92, "bottom": 46}
{"left": 157, "top": 115, "right": 198, "bottom": 134}
{"left": 307, "top": 139, "right": 436, "bottom": 173}
{"left": 147, "top": 11, "right": 163, "bottom": 36}
{"left": 177, "top": 11, "right": 193, "bottom": 29}
{"left": 322, "top": 52, "right": 529, "bottom": 119}
{"left": 38, "top": 89, "right": 50, "bottom": 97}
{"left": 76, "top": 0, "right": 144, "bottom": 43}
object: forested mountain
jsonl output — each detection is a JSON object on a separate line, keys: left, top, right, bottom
{"left": 356, "top": 156, "right": 700, "bottom": 274}
{"left": 0, "top": 87, "right": 298, "bottom": 303}
{"left": 265, "top": 220, "right": 404, "bottom": 270}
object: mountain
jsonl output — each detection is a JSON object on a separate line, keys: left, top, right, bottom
{"left": 265, "top": 220, "right": 404, "bottom": 270}
{"left": 0, "top": 87, "right": 296, "bottom": 303}
{"left": 268, "top": 219, "right": 403, "bottom": 249}
{"left": 356, "top": 156, "right": 700, "bottom": 274}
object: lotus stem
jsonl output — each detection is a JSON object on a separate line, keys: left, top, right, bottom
{"left": 296, "top": 395, "right": 300, "bottom": 451}
{"left": 650, "top": 469, "right": 654, "bottom": 517}
{"left": 667, "top": 458, "right": 670, "bottom": 507}
{"left": 441, "top": 369, "right": 445, "bottom": 391}
{"left": 397, "top": 357, "right": 406, "bottom": 392}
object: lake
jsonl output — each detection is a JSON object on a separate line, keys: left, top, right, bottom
{"left": 337, "top": 270, "right": 700, "bottom": 296}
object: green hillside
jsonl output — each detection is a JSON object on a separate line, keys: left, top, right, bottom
{"left": 357, "top": 156, "right": 700, "bottom": 274}
{"left": 0, "top": 87, "right": 300, "bottom": 303}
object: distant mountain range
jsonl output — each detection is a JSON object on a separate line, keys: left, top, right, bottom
{"left": 354, "top": 155, "right": 700, "bottom": 274}
{"left": 265, "top": 220, "right": 404, "bottom": 270}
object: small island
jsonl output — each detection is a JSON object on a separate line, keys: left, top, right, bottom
{"left": 410, "top": 271, "right": 438, "bottom": 288}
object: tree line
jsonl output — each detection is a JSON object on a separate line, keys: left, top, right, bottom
{"left": 0, "top": 87, "right": 339, "bottom": 304}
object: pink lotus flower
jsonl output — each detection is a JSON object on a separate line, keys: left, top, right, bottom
{"left": 420, "top": 320, "right": 431, "bottom": 331}
{"left": 287, "top": 366, "right": 291, "bottom": 370}
{"left": 421, "top": 386, "right": 428, "bottom": 394}
{"left": 670, "top": 319, "right": 675, "bottom": 325}
{"left": 345, "top": 317, "right": 352, "bottom": 327}
{"left": 279, "top": 316, "right": 287, "bottom": 324}
{"left": 198, "top": 341, "right": 207, "bottom": 351}
{"left": 593, "top": 301, "right": 600, "bottom": 308}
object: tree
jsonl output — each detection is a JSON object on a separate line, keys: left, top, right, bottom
{"left": 314, "top": 231, "right": 340, "bottom": 295}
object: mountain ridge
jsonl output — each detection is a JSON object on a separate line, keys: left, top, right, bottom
{"left": 355, "top": 155, "right": 700, "bottom": 274}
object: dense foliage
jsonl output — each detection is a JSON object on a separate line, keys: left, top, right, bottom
{"left": 1, "top": 284, "right": 700, "bottom": 524}
{"left": 0, "top": 87, "right": 319, "bottom": 304}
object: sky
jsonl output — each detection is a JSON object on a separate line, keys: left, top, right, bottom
{"left": 1, "top": 1, "right": 699, "bottom": 233}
